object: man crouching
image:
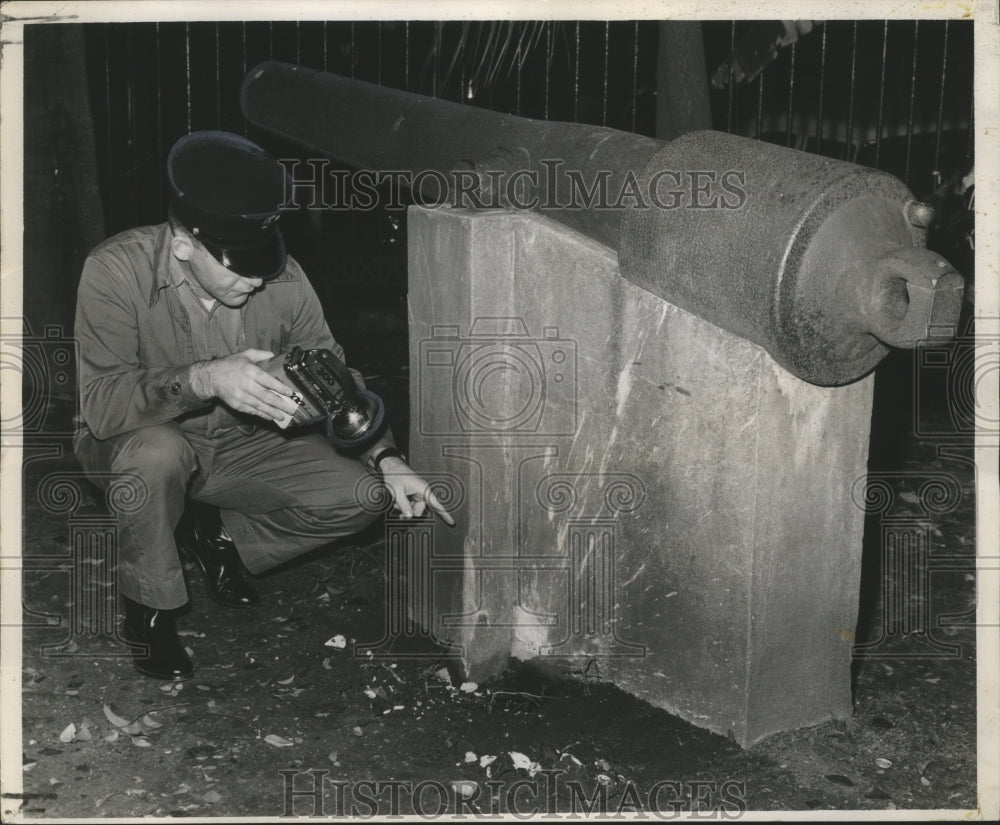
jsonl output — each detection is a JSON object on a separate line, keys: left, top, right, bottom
{"left": 73, "top": 130, "right": 451, "bottom": 680}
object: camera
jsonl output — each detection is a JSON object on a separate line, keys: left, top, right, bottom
{"left": 0, "top": 322, "right": 78, "bottom": 441}
{"left": 418, "top": 317, "right": 577, "bottom": 436}
{"left": 259, "top": 346, "right": 385, "bottom": 449}
{"left": 914, "top": 320, "right": 999, "bottom": 439}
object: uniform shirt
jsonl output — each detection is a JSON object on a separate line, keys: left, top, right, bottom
{"left": 75, "top": 222, "right": 388, "bottom": 456}
{"left": 169, "top": 258, "right": 246, "bottom": 436}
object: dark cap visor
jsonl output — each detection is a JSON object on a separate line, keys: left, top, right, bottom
{"left": 198, "top": 225, "right": 287, "bottom": 281}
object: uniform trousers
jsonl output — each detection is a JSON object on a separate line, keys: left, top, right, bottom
{"left": 73, "top": 422, "right": 379, "bottom": 609}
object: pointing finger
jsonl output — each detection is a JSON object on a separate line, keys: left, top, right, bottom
{"left": 425, "top": 489, "right": 454, "bottom": 526}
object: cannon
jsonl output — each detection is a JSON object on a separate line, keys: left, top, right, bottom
{"left": 241, "top": 60, "right": 963, "bottom": 386}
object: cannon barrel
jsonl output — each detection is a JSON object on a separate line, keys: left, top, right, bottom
{"left": 241, "top": 60, "right": 964, "bottom": 386}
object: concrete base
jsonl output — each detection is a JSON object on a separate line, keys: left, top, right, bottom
{"left": 406, "top": 206, "right": 875, "bottom": 747}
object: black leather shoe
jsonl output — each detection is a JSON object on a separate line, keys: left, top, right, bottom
{"left": 175, "top": 502, "right": 260, "bottom": 608}
{"left": 122, "top": 596, "right": 193, "bottom": 681}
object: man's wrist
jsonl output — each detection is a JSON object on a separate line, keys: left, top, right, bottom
{"left": 188, "top": 361, "right": 214, "bottom": 400}
{"left": 370, "top": 446, "right": 406, "bottom": 474}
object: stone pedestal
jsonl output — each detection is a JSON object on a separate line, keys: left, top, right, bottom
{"left": 406, "top": 206, "right": 875, "bottom": 747}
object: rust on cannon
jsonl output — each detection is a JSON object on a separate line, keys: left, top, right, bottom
{"left": 241, "top": 60, "right": 964, "bottom": 386}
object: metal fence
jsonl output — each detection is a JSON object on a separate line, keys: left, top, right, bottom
{"left": 80, "top": 19, "right": 974, "bottom": 291}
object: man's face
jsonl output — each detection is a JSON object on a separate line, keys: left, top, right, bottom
{"left": 182, "top": 238, "right": 264, "bottom": 308}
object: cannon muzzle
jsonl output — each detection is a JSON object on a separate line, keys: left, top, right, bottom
{"left": 242, "top": 60, "right": 964, "bottom": 386}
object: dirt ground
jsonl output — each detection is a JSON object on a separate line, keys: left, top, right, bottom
{"left": 10, "top": 309, "right": 979, "bottom": 819}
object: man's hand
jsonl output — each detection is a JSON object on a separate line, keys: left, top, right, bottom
{"left": 378, "top": 457, "right": 455, "bottom": 525}
{"left": 190, "top": 349, "right": 300, "bottom": 423}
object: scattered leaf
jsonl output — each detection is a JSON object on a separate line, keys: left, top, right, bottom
{"left": 328, "top": 750, "right": 338, "bottom": 763}
{"left": 104, "top": 730, "right": 119, "bottom": 743}
{"left": 203, "top": 790, "right": 222, "bottom": 804}
{"left": 825, "top": 773, "right": 855, "bottom": 787}
{"left": 59, "top": 723, "right": 77, "bottom": 743}
{"left": 277, "top": 675, "right": 295, "bottom": 685}
{"left": 103, "top": 704, "right": 130, "bottom": 728}
{"left": 141, "top": 714, "right": 163, "bottom": 729}
{"left": 875, "top": 757, "right": 893, "bottom": 769}
{"left": 76, "top": 723, "right": 93, "bottom": 742}
{"left": 921, "top": 776, "right": 931, "bottom": 787}
{"left": 131, "top": 736, "right": 152, "bottom": 748}
{"left": 353, "top": 726, "right": 363, "bottom": 737}
{"left": 264, "top": 734, "right": 294, "bottom": 748}
{"left": 322, "top": 658, "right": 333, "bottom": 671}
{"left": 123, "top": 720, "right": 144, "bottom": 736}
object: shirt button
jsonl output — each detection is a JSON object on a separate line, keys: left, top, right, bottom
{"left": 170, "top": 381, "right": 182, "bottom": 396}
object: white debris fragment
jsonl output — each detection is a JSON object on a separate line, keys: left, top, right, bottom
{"left": 58, "top": 723, "right": 76, "bottom": 743}
{"left": 264, "top": 734, "right": 294, "bottom": 748}
{"left": 464, "top": 751, "right": 478, "bottom": 763}
{"left": 479, "top": 754, "right": 497, "bottom": 768}
{"left": 325, "top": 635, "right": 348, "bottom": 649}
{"left": 459, "top": 681, "right": 478, "bottom": 693}
{"left": 451, "top": 780, "right": 477, "bottom": 800}
{"left": 509, "top": 751, "right": 542, "bottom": 776}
